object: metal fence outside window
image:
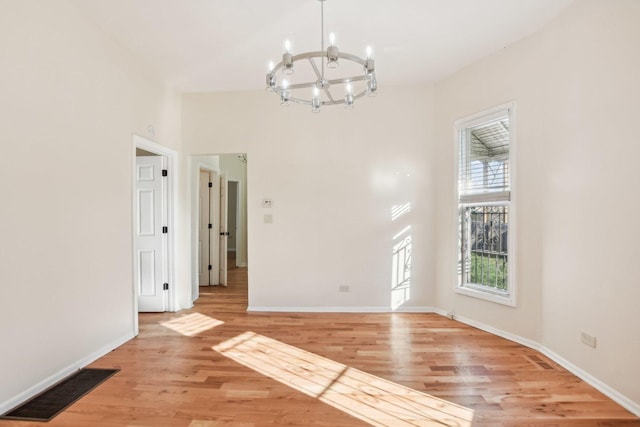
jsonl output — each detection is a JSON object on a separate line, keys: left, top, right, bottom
{"left": 461, "top": 204, "right": 508, "bottom": 291}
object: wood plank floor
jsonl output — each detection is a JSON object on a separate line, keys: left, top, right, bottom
{"left": 3, "top": 267, "right": 638, "bottom": 426}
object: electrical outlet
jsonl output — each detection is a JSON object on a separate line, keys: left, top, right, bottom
{"left": 581, "top": 332, "right": 597, "bottom": 348}
{"left": 339, "top": 285, "right": 350, "bottom": 293}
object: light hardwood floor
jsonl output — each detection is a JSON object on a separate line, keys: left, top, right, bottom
{"left": 3, "top": 267, "right": 638, "bottom": 426}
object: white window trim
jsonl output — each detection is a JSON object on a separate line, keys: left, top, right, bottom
{"left": 453, "top": 102, "right": 517, "bottom": 307}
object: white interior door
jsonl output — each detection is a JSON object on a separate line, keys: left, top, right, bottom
{"left": 198, "top": 171, "right": 211, "bottom": 285}
{"left": 135, "top": 156, "right": 167, "bottom": 312}
{"left": 219, "top": 174, "right": 228, "bottom": 286}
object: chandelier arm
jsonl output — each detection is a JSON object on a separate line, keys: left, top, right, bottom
{"left": 287, "top": 81, "right": 319, "bottom": 90}
{"left": 308, "top": 57, "right": 337, "bottom": 102}
{"left": 286, "top": 51, "right": 368, "bottom": 66}
{"left": 287, "top": 87, "right": 366, "bottom": 106}
{"left": 275, "top": 74, "right": 370, "bottom": 93}
{"left": 288, "top": 97, "right": 313, "bottom": 106}
{"left": 336, "top": 52, "right": 368, "bottom": 66}
{"left": 323, "top": 87, "right": 336, "bottom": 103}
{"left": 271, "top": 50, "right": 353, "bottom": 73}
{"left": 271, "top": 51, "right": 370, "bottom": 72}
{"left": 291, "top": 51, "right": 325, "bottom": 62}
{"left": 308, "top": 58, "right": 323, "bottom": 80}
{"left": 352, "top": 89, "right": 368, "bottom": 100}
{"left": 325, "top": 75, "right": 369, "bottom": 86}
{"left": 269, "top": 60, "right": 285, "bottom": 74}
{"left": 276, "top": 78, "right": 369, "bottom": 98}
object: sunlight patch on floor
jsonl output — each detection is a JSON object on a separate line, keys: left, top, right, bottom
{"left": 213, "top": 331, "right": 474, "bottom": 426}
{"left": 160, "top": 313, "right": 224, "bottom": 336}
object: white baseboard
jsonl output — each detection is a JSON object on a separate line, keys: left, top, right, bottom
{"left": 449, "top": 312, "right": 541, "bottom": 350}
{"left": 538, "top": 347, "right": 640, "bottom": 417}
{"left": 248, "top": 306, "right": 391, "bottom": 313}
{"left": 0, "top": 331, "right": 134, "bottom": 415}
{"left": 393, "top": 306, "right": 436, "bottom": 313}
{"left": 236, "top": 262, "right": 248, "bottom": 268}
{"left": 247, "top": 306, "right": 435, "bottom": 313}
{"left": 445, "top": 313, "right": 640, "bottom": 417}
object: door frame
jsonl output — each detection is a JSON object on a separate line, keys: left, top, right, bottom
{"left": 219, "top": 173, "right": 228, "bottom": 287}
{"left": 132, "top": 135, "right": 177, "bottom": 334}
{"left": 227, "top": 179, "right": 240, "bottom": 269}
{"left": 197, "top": 169, "right": 212, "bottom": 287}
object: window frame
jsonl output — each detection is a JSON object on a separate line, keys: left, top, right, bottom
{"left": 454, "top": 102, "right": 517, "bottom": 307}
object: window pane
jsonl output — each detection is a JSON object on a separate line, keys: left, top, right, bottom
{"left": 459, "top": 117, "right": 510, "bottom": 194}
{"left": 461, "top": 204, "right": 509, "bottom": 291}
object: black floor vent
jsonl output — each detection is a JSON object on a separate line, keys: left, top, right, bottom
{"left": 1, "top": 368, "right": 119, "bottom": 422}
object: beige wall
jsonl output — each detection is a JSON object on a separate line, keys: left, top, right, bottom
{"left": 182, "top": 85, "right": 436, "bottom": 311}
{"left": 434, "top": 0, "right": 640, "bottom": 408}
{"left": 0, "top": 0, "right": 182, "bottom": 410}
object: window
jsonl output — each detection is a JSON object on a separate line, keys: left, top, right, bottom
{"left": 456, "top": 104, "right": 515, "bottom": 306}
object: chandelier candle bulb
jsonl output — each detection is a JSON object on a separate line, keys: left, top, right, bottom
{"left": 282, "top": 40, "right": 294, "bottom": 74}
{"left": 281, "top": 79, "right": 290, "bottom": 105}
{"left": 266, "top": 63, "right": 276, "bottom": 91}
{"left": 345, "top": 83, "right": 354, "bottom": 108}
{"left": 367, "top": 73, "right": 377, "bottom": 96}
{"left": 327, "top": 44, "right": 339, "bottom": 68}
{"left": 345, "top": 97, "right": 354, "bottom": 109}
{"left": 365, "top": 58, "right": 375, "bottom": 74}
{"left": 282, "top": 53, "right": 294, "bottom": 75}
{"left": 312, "top": 87, "right": 321, "bottom": 113}
{"left": 327, "top": 33, "right": 339, "bottom": 68}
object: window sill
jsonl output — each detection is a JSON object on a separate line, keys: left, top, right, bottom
{"left": 456, "top": 285, "right": 516, "bottom": 307}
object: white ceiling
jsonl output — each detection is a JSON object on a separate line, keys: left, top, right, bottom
{"left": 71, "top": 0, "right": 573, "bottom": 93}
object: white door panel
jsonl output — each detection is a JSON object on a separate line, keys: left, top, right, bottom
{"left": 135, "top": 156, "right": 167, "bottom": 312}
{"left": 137, "top": 189, "right": 155, "bottom": 235}
{"left": 138, "top": 250, "right": 156, "bottom": 296}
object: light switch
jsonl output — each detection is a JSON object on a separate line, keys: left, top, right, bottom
{"left": 264, "top": 214, "right": 273, "bottom": 224}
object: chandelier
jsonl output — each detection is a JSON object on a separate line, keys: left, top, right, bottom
{"left": 265, "top": 0, "right": 377, "bottom": 112}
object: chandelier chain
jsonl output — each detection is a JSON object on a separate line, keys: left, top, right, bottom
{"left": 320, "top": 0, "right": 325, "bottom": 80}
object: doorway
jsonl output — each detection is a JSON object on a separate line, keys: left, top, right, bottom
{"left": 132, "top": 136, "right": 177, "bottom": 323}
{"left": 191, "top": 154, "right": 248, "bottom": 303}
{"left": 197, "top": 167, "right": 221, "bottom": 287}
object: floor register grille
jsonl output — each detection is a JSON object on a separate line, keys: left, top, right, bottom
{"left": 1, "top": 368, "right": 119, "bottom": 422}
